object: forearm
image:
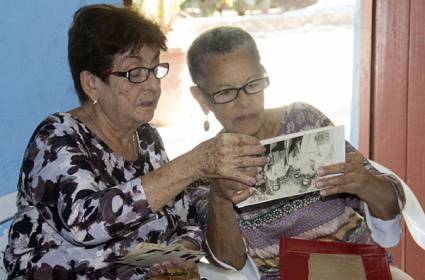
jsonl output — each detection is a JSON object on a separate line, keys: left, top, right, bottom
{"left": 359, "top": 175, "right": 400, "bottom": 220}
{"left": 207, "top": 189, "right": 246, "bottom": 269}
{"left": 142, "top": 151, "right": 199, "bottom": 212}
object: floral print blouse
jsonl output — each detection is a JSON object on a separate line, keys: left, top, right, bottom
{"left": 3, "top": 112, "right": 202, "bottom": 280}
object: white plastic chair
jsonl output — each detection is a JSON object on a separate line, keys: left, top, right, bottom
{"left": 197, "top": 254, "right": 260, "bottom": 280}
{"left": 369, "top": 160, "right": 425, "bottom": 251}
{"left": 0, "top": 191, "right": 17, "bottom": 279}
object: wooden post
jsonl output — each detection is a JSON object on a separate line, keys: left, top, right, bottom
{"left": 123, "top": 0, "right": 132, "bottom": 8}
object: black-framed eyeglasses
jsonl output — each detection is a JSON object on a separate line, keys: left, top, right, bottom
{"left": 106, "top": 63, "right": 169, "bottom": 84}
{"left": 198, "top": 75, "right": 270, "bottom": 104}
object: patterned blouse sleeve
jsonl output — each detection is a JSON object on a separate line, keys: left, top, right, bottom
{"left": 24, "top": 116, "right": 155, "bottom": 246}
{"left": 166, "top": 191, "right": 205, "bottom": 249}
{"left": 187, "top": 180, "right": 210, "bottom": 233}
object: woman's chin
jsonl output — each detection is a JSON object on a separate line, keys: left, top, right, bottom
{"left": 231, "top": 124, "right": 262, "bottom": 136}
{"left": 134, "top": 109, "right": 155, "bottom": 125}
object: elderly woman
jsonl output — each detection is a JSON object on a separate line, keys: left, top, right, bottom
{"left": 3, "top": 7, "right": 267, "bottom": 279}
{"left": 187, "top": 26, "right": 407, "bottom": 279}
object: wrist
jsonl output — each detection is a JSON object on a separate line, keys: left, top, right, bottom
{"left": 181, "top": 150, "right": 204, "bottom": 181}
{"left": 209, "top": 187, "right": 233, "bottom": 206}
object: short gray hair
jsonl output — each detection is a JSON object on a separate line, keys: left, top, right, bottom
{"left": 187, "top": 26, "right": 261, "bottom": 87}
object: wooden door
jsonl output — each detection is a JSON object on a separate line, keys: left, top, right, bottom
{"left": 359, "top": 0, "right": 425, "bottom": 278}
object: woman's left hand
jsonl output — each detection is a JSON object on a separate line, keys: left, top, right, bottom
{"left": 314, "top": 151, "right": 399, "bottom": 220}
{"left": 314, "top": 151, "right": 371, "bottom": 198}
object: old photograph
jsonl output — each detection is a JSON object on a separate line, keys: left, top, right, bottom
{"left": 237, "top": 126, "right": 345, "bottom": 208}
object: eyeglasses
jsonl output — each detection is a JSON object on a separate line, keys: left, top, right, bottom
{"left": 106, "top": 63, "right": 169, "bottom": 83}
{"left": 198, "top": 75, "right": 269, "bottom": 104}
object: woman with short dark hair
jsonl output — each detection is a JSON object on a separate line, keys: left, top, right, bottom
{"left": 3, "top": 6, "right": 266, "bottom": 279}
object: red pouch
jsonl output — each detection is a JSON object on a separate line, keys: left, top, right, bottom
{"left": 280, "top": 237, "right": 391, "bottom": 280}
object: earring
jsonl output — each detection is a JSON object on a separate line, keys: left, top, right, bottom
{"left": 203, "top": 113, "right": 210, "bottom": 132}
{"left": 92, "top": 98, "right": 98, "bottom": 105}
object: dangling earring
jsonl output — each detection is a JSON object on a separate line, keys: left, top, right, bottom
{"left": 92, "top": 98, "right": 98, "bottom": 105}
{"left": 203, "top": 113, "right": 210, "bottom": 132}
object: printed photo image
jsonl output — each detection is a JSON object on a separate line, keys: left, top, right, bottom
{"left": 237, "top": 126, "right": 345, "bottom": 208}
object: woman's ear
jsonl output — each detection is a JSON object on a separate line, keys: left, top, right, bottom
{"left": 80, "top": 70, "right": 100, "bottom": 104}
{"left": 190, "top": 86, "right": 211, "bottom": 115}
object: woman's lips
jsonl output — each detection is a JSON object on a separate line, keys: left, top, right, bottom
{"left": 234, "top": 113, "right": 257, "bottom": 123}
{"left": 140, "top": 100, "right": 156, "bottom": 107}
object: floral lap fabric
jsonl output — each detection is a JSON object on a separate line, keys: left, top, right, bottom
{"left": 3, "top": 112, "right": 202, "bottom": 280}
{"left": 189, "top": 102, "right": 404, "bottom": 280}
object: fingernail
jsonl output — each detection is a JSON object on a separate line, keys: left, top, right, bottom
{"left": 316, "top": 167, "right": 324, "bottom": 176}
{"left": 249, "top": 187, "right": 256, "bottom": 194}
{"left": 315, "top": 181, "right": 323, "bottom": 188}
{"left": 320, "top": 190, "right": 327, "bottom": 196}
{"left": 249, "top": 178, "right": 256, "bottom": 185}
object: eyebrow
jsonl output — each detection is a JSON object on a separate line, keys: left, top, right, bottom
{"left": 124, "top": 51, "right": 161, "bottom": 64}
{"left": 215, "top": 75, "right": 260, "bottom": 91}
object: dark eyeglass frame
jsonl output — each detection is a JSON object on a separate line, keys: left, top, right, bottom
{"left": 106, "top": 62, "right": 169, "bottom": 84}
{"left": 198, "top": 75, "right": 270, "bottom": 104}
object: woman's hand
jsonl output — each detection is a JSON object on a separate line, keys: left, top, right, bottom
{"left": 191, "top": 133, "right": 267, "bottom": 186}
{"left": 314, "top": 151, "right": 399, "bottom": 219}
{"left": 314, "top": 152, "right": 371, "bottom": 197}
{"left": 210, "top": 167, "right": 259, "bottom": 204}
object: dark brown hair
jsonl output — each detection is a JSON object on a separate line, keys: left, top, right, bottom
{"left": 68, "top": 4, "right": 167, "bottom": 103}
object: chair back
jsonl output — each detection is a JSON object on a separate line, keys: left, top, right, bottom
{"left": 0, "top": 191, "right": 17, "bottom": 279}
{"left": 369, "top": 160, "right": 425, "bottom": 251}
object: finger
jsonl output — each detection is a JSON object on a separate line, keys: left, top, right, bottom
{"left": 319, "top": 182, "right": 358, "bottom": 196}
{"left": 317, "top": 162, "right": 345, "bottom": 176}
{"left": 219, "top": 182, "right": 249, "bottom": 192}
{"left": 315, "top": 175, "right": 347, "bottom": 189}
{"left": 170, "top": 259, "right": 185, "bottom": 268}
{"left": 239, "top": 167, "right": 258, "bottom": 177}
{"left": 220, "top": 170, "right": 257, "bottom": 186}
{"left": 233, "top": 156, "right": 267, "bottom": 168}
{"left": 149, "top": 264, "right": 163, "bottom": 275}
{"left": 161, "top": 261, "right": 172, "bottom": 269}
{"left": 232, "top": 188, "right": 255, "bottom": 204}
{"left": 225, "top": 144, "right": 265, "bottom": 157}
{"left": 319, "top": 185, "right": 338, "bottom": 197}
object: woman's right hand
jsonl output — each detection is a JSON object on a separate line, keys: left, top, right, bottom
{"left": 190, "top": 133, "right": 267, "bottom": 186}
{"left": 210, "top": 176, "right": 257, "bottom": 204}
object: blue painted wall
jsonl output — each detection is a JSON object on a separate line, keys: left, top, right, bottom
{"left": 0, "top": 0, "right": 121, "bottom": 196}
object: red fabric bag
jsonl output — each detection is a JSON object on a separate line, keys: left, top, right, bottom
{"left": 280, "top": 237, "right": 391, "bottom": 280}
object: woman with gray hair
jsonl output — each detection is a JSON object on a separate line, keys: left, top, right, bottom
{"left": 187, "top": 26, "right": 407, "bottom": 279}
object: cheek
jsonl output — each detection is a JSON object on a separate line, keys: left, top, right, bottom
{"left": 212, "top": 106, "right": 234, "bottom": 126}
{"left": 119, "top": 86, "right": 140, "bottom": 104}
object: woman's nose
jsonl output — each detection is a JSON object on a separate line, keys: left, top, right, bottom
{"left": 144, "top": 71, "right": 161, "bottom": 91}
{"left": 236, "top": 88, "right": 252, "bottom": 108}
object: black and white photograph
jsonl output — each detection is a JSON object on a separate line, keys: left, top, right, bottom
{"left": 117, "top": 242, "right": 206, "bottom": 268}
{"left": 237, "top": 126, "right": 345, "bottom": 208}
